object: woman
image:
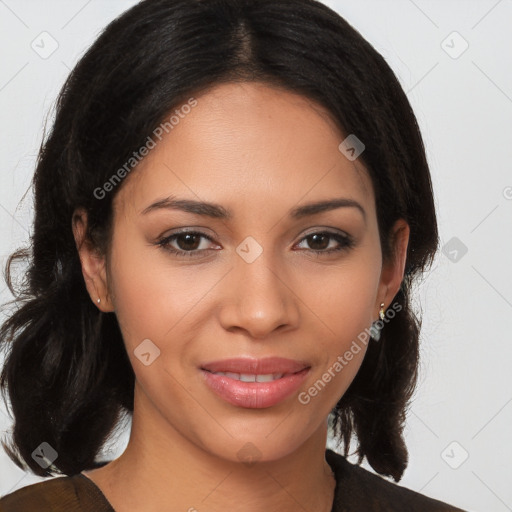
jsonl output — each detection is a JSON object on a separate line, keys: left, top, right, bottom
{"left": 0, "top": 0, "right": 467, "bottom": 510}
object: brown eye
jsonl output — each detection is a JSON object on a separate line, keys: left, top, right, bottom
{"left": 305, "top": 233, "right": 330, "bottom": 251}
{"left": 295, "top": 231, "right": 354, "bottom": 255}
{"left": 174, "top": 233, "right": 202, "bottom": 251}
{"left": 156, "top": 231, "right": 218, "bottom": 258}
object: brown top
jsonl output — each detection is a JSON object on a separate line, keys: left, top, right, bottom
{"left": 0, "top": 449, "right": 467, "bottom": 511}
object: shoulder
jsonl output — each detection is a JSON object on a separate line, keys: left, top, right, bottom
{"left": 325, "top": 449, "right": 467, "bottom": 511}
{"left": 0, "top": 475, "right": 84, "bottom": 512}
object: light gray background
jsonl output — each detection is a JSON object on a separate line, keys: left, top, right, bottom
{"left": 0, "top": 1, "right": 511, "bottom": 511}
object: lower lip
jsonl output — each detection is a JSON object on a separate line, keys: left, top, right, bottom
{"left": 201, "top": 368, "right": 310, "bottom": 409}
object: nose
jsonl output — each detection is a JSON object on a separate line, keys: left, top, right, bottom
{"left": 217, "top": 249, "right": 300, "bottom": 339}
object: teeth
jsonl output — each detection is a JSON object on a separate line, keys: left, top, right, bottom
{"left": 212, "top": 372, "right": 284, "bottom": 382}
{"left": 255, "top": 374, "right": 274, "bottom": 382}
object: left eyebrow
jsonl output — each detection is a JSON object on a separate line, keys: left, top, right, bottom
{"left": 290, "top": 198, "right": 366, "bottom": 222}
{"left": 140, "top": 196, "right": 366, "bottom": 222}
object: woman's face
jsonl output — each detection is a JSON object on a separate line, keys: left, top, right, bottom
{"left": 76, "top": 81, "right": 408, "bottom": 463}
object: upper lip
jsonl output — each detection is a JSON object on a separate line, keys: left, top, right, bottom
{"left": 201, "top": 357, "right": 310, "bottom": 375}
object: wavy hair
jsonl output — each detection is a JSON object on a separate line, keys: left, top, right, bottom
{"left": 0, "top": 0, "right": 438, "bottom": 481}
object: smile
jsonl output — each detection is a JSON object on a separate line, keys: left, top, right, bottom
{"left": 209, "top": 372, "right": 286, "bottom": 382}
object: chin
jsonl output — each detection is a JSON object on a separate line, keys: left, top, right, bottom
{"left": 193, "top": 420, "right": 321, "bottom": 466}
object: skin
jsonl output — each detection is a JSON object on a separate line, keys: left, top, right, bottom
{"left": 73, "top": 81, "right": 409, "bottom": 512}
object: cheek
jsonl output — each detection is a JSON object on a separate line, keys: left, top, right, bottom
{"left": 107, "top": 242, "right": 206, "bottom": 414}
{"left": 308, "top": 259, "right": 381, "bottom": 339}
{"left": 300, "top": 255, "right": 380, "bottom": 396}
{"left": 108, "top": 234, "right": 215, "bottom": 348}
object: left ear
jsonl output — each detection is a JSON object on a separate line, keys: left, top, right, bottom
{"left": 376, "top": 218, "right": 410, "bottom": 316}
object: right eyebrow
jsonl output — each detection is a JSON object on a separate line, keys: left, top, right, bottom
{"left": 141, "top": 195, "right": 366, "bottom": 223}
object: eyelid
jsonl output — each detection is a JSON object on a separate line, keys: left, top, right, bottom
{"left": 155, "top": 227, "right": 355, "bottom": 259}
{"left": 299, "top": 226, "right": 351, "bottom": 239}
{"left": 157, "top": 226, "right": 351, "bottom": 243}
{"left": 155, "top": 229, "right": 219, "bottom": 258}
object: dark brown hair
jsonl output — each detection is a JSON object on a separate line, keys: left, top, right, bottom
{"left": 0, "top": 0, "right": 437, "bottom": 481}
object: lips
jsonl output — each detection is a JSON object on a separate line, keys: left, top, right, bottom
{"left": 208, "top": 372, "right": 285, "bottom": 382}
{"left": 201, "top": 357, "right": 309, "bottom": 375}
{"left": 200, "top": 357, "right": 311, "bottom": 409}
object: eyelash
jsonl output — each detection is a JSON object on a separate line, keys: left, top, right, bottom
{"left": 156, "top": 230, "right": 355, "bottom": 259}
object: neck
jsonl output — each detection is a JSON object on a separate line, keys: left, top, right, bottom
{"left": 86, "top": 385, "right": 337, "bottom": 512}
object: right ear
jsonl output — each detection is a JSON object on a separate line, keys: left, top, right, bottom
{"left": 71, "top": 207, "right": 115, "bottom": 312}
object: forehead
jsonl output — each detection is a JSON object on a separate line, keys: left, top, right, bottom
{"left": 113, "top": 81, "right": 373, "bottom": 219}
